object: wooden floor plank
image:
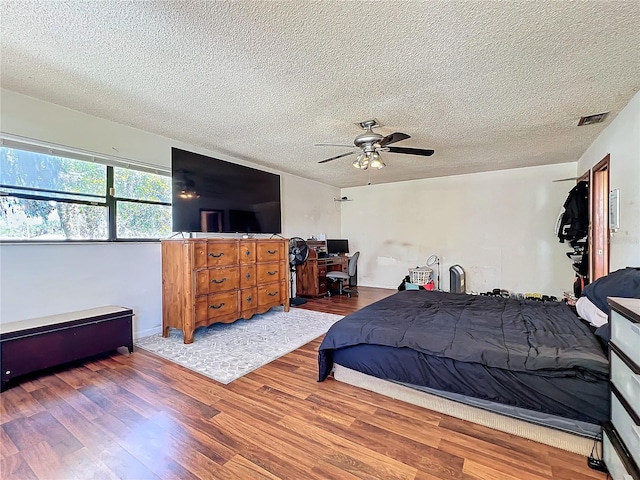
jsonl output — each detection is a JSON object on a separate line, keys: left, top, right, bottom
{"left": 18, "top": 441, "right": 70, "bottom": 480}
{"left": 0, "top": 287, "right": 605, "bottom": 480}
{"left": 0, "top": 425, "right": 19, "bottom": 459}
{"left": 222, "top": 454, "right": 281, "bottom": 480}
{"left": 277, "top": 414, "right": 419, "bottom": 480}
{"left": 0, "top": 453, "right": 38, "bottom": 480}
{"left": 0, "top": 386, "right": 45, "bottom": 423}
{"left": 59, "top": 447, "right": 120, "bottom": 480}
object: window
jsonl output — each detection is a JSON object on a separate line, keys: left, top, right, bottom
{"left": 0, "top": 144, "right": 171, "bottom": 241}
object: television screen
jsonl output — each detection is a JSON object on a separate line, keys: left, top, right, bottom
{"left": 171, "top": 148, "right": 281, "bottom": 234}
{"left": 327, "top": 239, "right": 349, "bottom": 255}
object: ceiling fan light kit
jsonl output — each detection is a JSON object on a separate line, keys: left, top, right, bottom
{"left": 352, "top": 151, "right": 385, "bottom": 170}
{"left": 317, "top": 119, "right": 435, "bottom": 169}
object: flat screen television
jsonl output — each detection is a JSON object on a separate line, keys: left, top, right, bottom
{"left": 171, "top": 148, "right": 281, "bottom": 234}
{"left": 326, "top": 239, "right": 349, "bottom": 255}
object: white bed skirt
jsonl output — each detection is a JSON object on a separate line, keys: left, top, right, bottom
{"left": 333, "top": 364, "right": 597, "bottom": 456}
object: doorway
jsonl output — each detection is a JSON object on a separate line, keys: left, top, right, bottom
{"left": 590, "top": 155, "right": 610, "bottom": 281}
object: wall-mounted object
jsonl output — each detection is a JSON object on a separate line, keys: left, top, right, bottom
{"left": 609, "top": 188, "right": 620, "bottom": 232}
{"left": 334, "top": 196, "right": 352, "bottom": 202}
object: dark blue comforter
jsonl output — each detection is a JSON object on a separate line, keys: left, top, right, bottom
{"left": 318, "top": 290, "right": 609, "bottom": 381}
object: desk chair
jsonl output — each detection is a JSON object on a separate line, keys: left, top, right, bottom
{"left": 326, "top": 251, "right": 359, "bottom": 298}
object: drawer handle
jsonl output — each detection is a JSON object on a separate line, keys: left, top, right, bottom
{"left": 209, "top": 303, "right": 225, "bottom": 309}
{"left": 632, "top": 323, "right": 640, "bottom": 335}
{"left": 267, "top": 249, "right": 277, "bottom": 254}
{"left": 246, "top": 295, "right": 252, "bottom": 302}
{"left": 209, "top": 252, "right": 224, "bottom": 258}
{"left": 245, "top": 273, "right": 252, "bottom": 279}
{"left": 633, "top": 424, "right": 640, "bottom": 443}
{"left": 267, "top": 291, "right": 278, "bottom": 297}
{"left": 267, "top": 270, "right": 278, "bottom": 276}
{"left": 245, "top": 250, "right": 251, "bottom": 256}
{"left": 211, "top": 278, "right": 227, "bottom": 284}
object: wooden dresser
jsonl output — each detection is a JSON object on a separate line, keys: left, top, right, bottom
{"left": 162, "top": 238, "right": 289, "bottom": 343}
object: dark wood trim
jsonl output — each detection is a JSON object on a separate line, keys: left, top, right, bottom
{"left": 577, "top": 170, "right": 590, "bottom": 183}
{"left": 590, "top": 155, "right": 610, "bottom": 280}
{"left": 593, "top": 154, "right": 610, "bottom": 174}
{"left": 603, "top": 422, "right": 640, "bottom": 479}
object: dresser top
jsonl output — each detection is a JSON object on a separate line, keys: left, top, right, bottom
{"left": 609, "top": 297, "right": 640, "bottom": 322}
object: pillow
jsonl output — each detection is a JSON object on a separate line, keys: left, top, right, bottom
{"left": 575, "top": 296, "right": 608, "bottom": 327}
{"left": 581, "top": 267, "right": 640, "bottom": 315}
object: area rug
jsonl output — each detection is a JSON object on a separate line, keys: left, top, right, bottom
{"left": 135, "top": 307, "right": 343, "bottom": 384}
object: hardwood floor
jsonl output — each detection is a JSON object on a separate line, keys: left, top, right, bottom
{"left": 294, "top": 286, "right": 396, "bottom": 315}
{"left": 1, "top": 287, "right": 604, "bottom": 480}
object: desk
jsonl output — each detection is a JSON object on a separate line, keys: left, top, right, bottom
{"left": 296, "top": 250, "right": 349, "bottom": 298}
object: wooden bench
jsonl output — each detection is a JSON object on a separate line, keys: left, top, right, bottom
{"left": 0, "top": 306, "right": 133, "bottom": 390}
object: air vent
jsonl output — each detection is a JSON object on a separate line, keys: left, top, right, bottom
{"left": 578, "top": 112, "right": 609, "bottom": 126}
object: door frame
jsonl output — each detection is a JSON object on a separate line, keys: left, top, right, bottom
{"left": 590, "top": 155, "right": 610, "bottom": 281}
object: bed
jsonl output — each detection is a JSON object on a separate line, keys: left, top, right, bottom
{"left": 318, "top": 290, "right": 610, "bottom": 451}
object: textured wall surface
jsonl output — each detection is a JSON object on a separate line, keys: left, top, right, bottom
{"left": 0, "top": 93, "right": 341, "bottom": 335}
{"left": 577, "top": 91, "right": 640, "bottom": 270}
{"left": 340, "top": 163, "right": 578, "bottom": 296}
{"left": 1, "top": 1, "right": 639, "bottom": 187}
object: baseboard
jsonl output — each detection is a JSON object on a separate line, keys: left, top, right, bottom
{"left": 134, "top": 325, "right": 161, "bottom": 341}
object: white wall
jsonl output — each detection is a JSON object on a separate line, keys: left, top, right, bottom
{"left": 0, "top": 89, "right": 340, "bottom": 336}
{"left": 341, "top": 163, "right": 578, "bottom": 297}
{"left": 577, "top": 90, "right": 640, "bottom": 270}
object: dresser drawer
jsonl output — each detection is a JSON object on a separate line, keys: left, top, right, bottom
{"left": 240, "top": 287, "right": 257, "bottom": 313}
{"left": 239, "top": 240, "right": 256, "bottom": 264}
{"left": 318, "top": 277, "right": 328, "bottom": 295}
{"left": 195, "top": 267, "right": 239, "bottom": 295}
{"left": 612, "top": 390, "right": 640, "bottom": 469}
{"left": 193, "top": 241, "right": 239, "bottom": 268}
{"left": 611, "top": 308, "right": 640, "bottom": 368}
{"left": 257, "top": 241, "right": 284, "bottom": 262}
{"left": 240, "top": 264, "right": 257, "bottom": 289}
{"left": 604, "top": 423, "right": 640, "bottom": 480}
{"left": 257, "top": 262, "right": 285, "bottom": 284}
{"left": 258, "top": 282, "right": 286, "bottom": 308}
{"left": 611, "top": 349, "right": 640, "bottom": 419}
{"left": 195, "top": 292, "right": 238, "bottom": 323}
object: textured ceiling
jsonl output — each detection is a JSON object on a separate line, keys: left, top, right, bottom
{"left": 1, "top": 1, "right": 639, "bottom": 188}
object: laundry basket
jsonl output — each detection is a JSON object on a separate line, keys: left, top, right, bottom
{"left": 409, "top": 266, "right": 433, "bottom": 285}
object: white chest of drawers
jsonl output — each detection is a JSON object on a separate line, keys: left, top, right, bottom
{"left": 604, "top": 297, "right": 640, "bottom": 480}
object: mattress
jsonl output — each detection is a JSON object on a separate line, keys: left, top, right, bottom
{"left": 333, "top": 343, "right": 607, "bottom": 429}
{"left": 319, "top": 290, "right": 610, "bottom": 428}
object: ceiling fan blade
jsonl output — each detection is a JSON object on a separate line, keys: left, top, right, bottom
{"left": 314, "top": 143, "right": 355, "bottom": 148}
{"left": 378, "top": 132, "right": 411, "bottom": 147}
{"left": 318, "top": 151, "right": 356, "bottom": 164}
{"left": 387, "top": 146, "right": 435, "bottom": 156}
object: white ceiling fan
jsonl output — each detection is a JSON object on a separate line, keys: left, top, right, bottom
{"left": 315, "top": 119, "right": 435, "bottom": 170}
